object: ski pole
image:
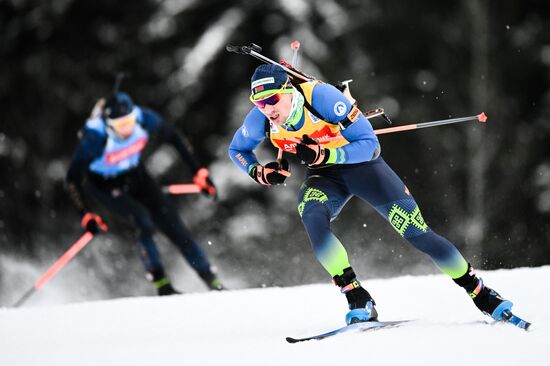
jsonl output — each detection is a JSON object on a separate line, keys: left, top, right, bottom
{"left": 163, "top": 183, "right": 202, "bottom": 195}
{"left": 287, "top": 112, "right": 488, "bottom": 146}
{"left": 13, "top": 231, "right": 95, "bottom": 308}
{"left": 373, "top": 112, "right": 487, "bottom": 135}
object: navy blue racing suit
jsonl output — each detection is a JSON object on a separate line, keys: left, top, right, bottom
{"left": 229, "top": 81, "right": 470, "bottom": 280}
{"left": 66, "top": 105, "right": 214, "bottom": 283}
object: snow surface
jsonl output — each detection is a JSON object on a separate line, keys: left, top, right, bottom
{"left": 1, "top": 266, "right": 548, "bottom": 366}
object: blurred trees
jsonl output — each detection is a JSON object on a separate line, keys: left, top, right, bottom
{"left": 1, "top": 0, "right": 549, "bottom": 302}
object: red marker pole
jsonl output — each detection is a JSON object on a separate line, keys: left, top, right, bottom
{"left": 13, "top": 231, "right": 95, "bottom": 307}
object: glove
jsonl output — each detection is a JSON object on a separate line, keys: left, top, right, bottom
{"left": 81, "top": 212, "right": 108, "bottom": 235}
{"left": 295, "top": 134, "right": 330, "bottom": 166}
{"left": 193, "top": 167, "right": 217, "bottom": 198}
{"left": 249, "top": 159, "right": 291, "bottom": 186}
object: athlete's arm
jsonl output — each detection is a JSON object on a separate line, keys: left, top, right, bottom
{"left": 228, "top": 107, "right": 267, "bottom": 174}
{"left": 140, "top": 107, "right": 202, "bottom": 172}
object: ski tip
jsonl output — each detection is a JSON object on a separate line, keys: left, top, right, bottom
{"left": 285, "top": 337, "right": 299, "bottom": 344}
{"left": 502, "top": 310, "right": 532, "bottom": 331}
{"left": 477, "top": 112, "right": 488, "bottom": 123}
{"left": 516, "top": 316, "right": 532, "bottom": 331}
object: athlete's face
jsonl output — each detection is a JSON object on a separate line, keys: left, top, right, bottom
{"left": 256, "top": 93, "right": 293, "bottom": 126}
{"left": 107, "top": 112, "right": 136, "bottom": 139}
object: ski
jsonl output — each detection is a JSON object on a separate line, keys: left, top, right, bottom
{"left": 285, "top": 312, "right": 530, "bottom": 344}
{"left": 502, "top": 310, "right": 531, "bottom": 331}
{"left": 286, "top": 320, "right": 409, "bottom": 343}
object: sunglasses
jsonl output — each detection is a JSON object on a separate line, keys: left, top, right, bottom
{"left": 250, "top": 80, "right": 293, "bottom": 108}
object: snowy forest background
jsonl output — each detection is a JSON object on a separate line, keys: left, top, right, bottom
{"left": 1, "top": 0, "right": 549, "bottom": 305}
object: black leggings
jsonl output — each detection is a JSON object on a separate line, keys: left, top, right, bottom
{"left": 87, "top": 167, "right": 211, "bottom": 275}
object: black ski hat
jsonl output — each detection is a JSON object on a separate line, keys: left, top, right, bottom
{"left": 104, "top": 92, "right": 134, "bottom": 119}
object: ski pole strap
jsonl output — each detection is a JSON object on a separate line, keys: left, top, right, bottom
{"left": 340, "top": 279, "right": 361, "bottom": 294}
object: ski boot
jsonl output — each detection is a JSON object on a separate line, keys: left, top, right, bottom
{"left": 333, "top": 267, "right": 378, "bottom": 325}
{"left": 156, "top": 281, "right": 181, "bottom": 296}
{"left": 453, "top": 264, "right": 513, "bottom": 320}
{"left": 147, "top": 269, "right": 182, "bottom": 296}
{"left": 199, "top": 269, "right": 225, "bottom": 291}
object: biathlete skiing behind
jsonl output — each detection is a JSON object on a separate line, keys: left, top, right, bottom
{"left": 228, "top": 49, "right": 526, "bottom": 327}
{"left": 66, "top": 90, "right": 224, "bottom": 295}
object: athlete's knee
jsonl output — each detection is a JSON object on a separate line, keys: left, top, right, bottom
{"left": 383, "top": 198, "right": 430, "bottom": 239}
{"left": 301, "top": 204, "right": 330, "bottom": 228}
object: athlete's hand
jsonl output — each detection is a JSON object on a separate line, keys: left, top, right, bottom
{"left": 193, "top": 167, "right": 217, "bottom": 198}
{"left": 81, "top": 212, "right": 108, "bottom": 235}
{"left": 295, "top": 134, "right": 330, "bottom": 166}
{"left": 249, "top": 159, "right": 291, "bottom": 186}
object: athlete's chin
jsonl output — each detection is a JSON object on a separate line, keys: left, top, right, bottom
{"left": 268, "top": 116, "right": 281, "bottom": 125}
{"left": 116, "top": 132, "right": 133, "bottom": 139}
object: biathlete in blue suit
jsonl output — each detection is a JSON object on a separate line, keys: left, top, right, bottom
{"left": 228, "top": 64, "right": 515, "bottom": 324}
{"left": 66, "top": 91, "right": 224, "bottom": 295}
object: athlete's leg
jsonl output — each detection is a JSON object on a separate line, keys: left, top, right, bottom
{"left": 345, "top": 157, "right": 513, "bottom": 319}
{"left": 87, "top": 182, "right": 163, "bottom": 272}
{"left": 135, "top": 172, "right": 222, "bottom": 289}
{"left": 298, "top": 172, "right": 377, "bottom": 323}
{"left": 345, "top": 157, "right": 468, "bottom": 279}
{"left": 298, "top": 174, "right": 352, "bottom": 278}
{"left": 86, "top": 182, "right": 178, "bottom": 294}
